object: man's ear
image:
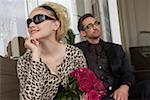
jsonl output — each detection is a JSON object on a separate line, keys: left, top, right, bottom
{"left": 80, "top": 30, "right": 86, "bottom": 37}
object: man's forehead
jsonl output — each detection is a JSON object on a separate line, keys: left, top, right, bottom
{"left": 82, "top": 17, "right": 96, "bottom": 25}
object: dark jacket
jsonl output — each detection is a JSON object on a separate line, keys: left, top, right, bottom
{"left": 74, "top": 40, "right": 135, "bottom": 91}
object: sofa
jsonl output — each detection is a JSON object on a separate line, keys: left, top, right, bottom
{"left": 0, "top": 56, "right": 19, "bottom": 100}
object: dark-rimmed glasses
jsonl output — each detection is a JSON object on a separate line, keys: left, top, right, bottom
{"left": 84, "top": 21, "right": 100, "bottom": 30}
{"left": 26, "top": 14, "right": 55, "bottom": 28}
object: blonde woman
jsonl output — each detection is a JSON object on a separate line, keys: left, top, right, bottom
{"left": 17, "top": 2, "right": 87, "bottom": 100}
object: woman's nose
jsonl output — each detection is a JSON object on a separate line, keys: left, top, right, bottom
{"left": 28, "top": 22, "right": 36, "bottom": 28}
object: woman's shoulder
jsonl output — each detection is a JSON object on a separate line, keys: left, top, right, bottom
{"left": 18, "top": 50, "right": 31, "bottom": 61}
{"left": 66, "top": 44, "right": 83, "bottom": 53}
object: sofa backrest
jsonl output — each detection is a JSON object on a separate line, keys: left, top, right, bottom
{"left": 0, "top": 56, "right": 19, "bottom": 100}
{"left": 129, "top": 46, "right": 150, "bottom": 70}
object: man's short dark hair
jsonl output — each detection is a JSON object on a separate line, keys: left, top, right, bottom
{"left": 77, "top": 13, "right": 94, "bottom": 32}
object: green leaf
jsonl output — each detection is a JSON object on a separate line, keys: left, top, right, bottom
{"left": 72, "top": 93, "right": 80, "bottom": 100}
{"left": 54, "top": 73, "right": 85, "bottom": 100}
{"left": 64, "top": 29, "right": 75, "bottom": 45}
{"left": 61, "top": 95, "right": 67, "bottom": 100}
{"left": 67, "top": 96, "right": 72, "bottom": 100}
{"left": 72, "top": 90, "right": 78, "bottom": 95}
{"left": 72, "top": 80, "right": 77, "bottom": 90}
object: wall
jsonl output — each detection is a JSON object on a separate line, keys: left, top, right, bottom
{"left": 0, "top": 0, "right": 80, "bottom": 57}
{"left": 0, "top": 0, "right": 26, "bottom": 56}
{"left": 118, "top": 0, "right": 150, "bottom": 48}
{"left": 118, "top": 0, "right": 150, "bottom": 69}
{"left": 76, "top": 0, "right": 114, "bottom": 43}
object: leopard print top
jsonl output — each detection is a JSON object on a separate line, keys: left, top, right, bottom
{"left": 17, "top": 44, "right": 87, "bottom": 100}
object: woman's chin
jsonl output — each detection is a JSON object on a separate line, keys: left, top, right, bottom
{"left": 30, "top": 35, "right": 39, "bottom": 39}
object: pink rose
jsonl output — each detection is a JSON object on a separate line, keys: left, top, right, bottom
{"left": 94, "top": 80, "right": 105, "bottom": 92}
{"left": 86, "top": 90, "right": 100, "bottom": 100}
{"left": 70, "top": 68, "right": 106, "bottom": 99}
{"left": 70, "top": 68, "right": 97, "bottom": 82}
{"left": 78, "top": 78, "right": 93, "bottom": 92}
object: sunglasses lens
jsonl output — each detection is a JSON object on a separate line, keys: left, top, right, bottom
{"left": 26, "top": 14, "right": 55, "bottom": 28}
{"left": 26, "top": 19, "right": 32, "bottom": 28}
{"left": 26, "top": 15, "right": 45, "bottom": 28}
{"left": 33, "top": 15, "right": 45, "bottom": 24}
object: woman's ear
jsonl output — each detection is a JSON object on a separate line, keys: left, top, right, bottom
{"left": 54, "top": 21, "right": 60, "bottom": 30}
{"left": 80, "top": 30, "right": 86, "bottom": 37}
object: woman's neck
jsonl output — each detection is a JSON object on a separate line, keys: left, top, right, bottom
{"left": 39, "top": 40, "right": 62, "bottom": 56}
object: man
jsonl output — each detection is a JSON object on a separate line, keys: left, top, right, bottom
{"left": 74, "top": 13, "right": 150, "bottom": 100}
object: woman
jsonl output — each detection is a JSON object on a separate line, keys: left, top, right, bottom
{"left": 17, "top": 2, "right": 87, "bottom": 100}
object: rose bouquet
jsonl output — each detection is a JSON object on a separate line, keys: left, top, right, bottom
{"left": 54, "top": 68, "right": 106, "bottom": 100}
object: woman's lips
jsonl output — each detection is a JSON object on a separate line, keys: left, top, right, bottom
{"left": 30, "top": 30, "right": 39, "bottom": 35}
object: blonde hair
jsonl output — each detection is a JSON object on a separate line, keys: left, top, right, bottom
{"left": 37, "top": 2, "right": 70, "bottom": 42}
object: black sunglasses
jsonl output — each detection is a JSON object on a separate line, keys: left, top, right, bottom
{"left": 26, "top": 14, "right": 55, "bottom": 28}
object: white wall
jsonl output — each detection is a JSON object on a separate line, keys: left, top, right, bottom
{"left": 0, "top": 0, "right": 126, "bottom": 56}
{"left": 108, "top": 0, "right": 121, "bottom": 45}
{"left": 0, "top": 0, "right": 26, "bottom": 56}
{"left": 37, "top": 0, "right": 80, "bottom": 43}
{"left": 0, "top": 0, "right": 80, "bottom": 56}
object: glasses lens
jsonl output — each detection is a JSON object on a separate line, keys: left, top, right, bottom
{"left": 84, "top": 21, "right": 100, "bottom": 30}
{"left": 86, "top": 24, "right": 93, "bottom": 29}
{"left": 95, "top": 21, "right": 100, "bottom": 25}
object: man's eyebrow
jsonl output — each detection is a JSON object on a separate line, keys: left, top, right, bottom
{"left": 86, "top": 21, "right": 97, "bottom": 25}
